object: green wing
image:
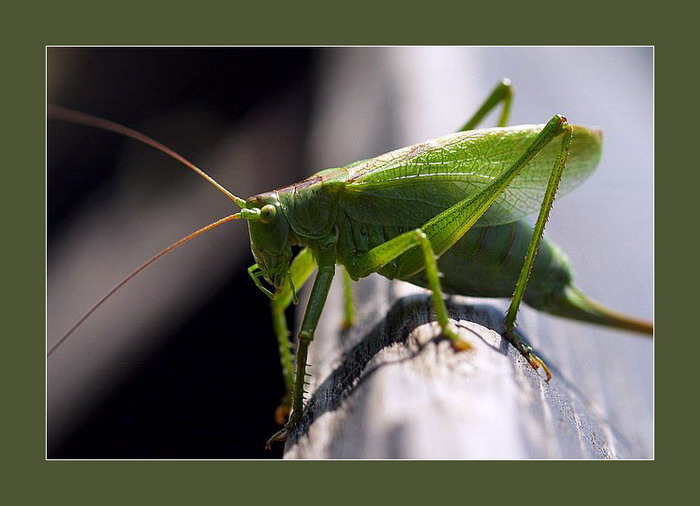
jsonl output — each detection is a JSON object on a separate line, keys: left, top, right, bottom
{"left": 339, "top": 124, "right": 602, "bottom": 228}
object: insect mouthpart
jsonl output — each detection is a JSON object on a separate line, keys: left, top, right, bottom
{"left": 257, "top": 263, "right": 284, "bottom": 287}
{"left": 247, "top": 247, "right": 293, "bottom": 299}
{"left": 248, "top": 263, "right": 277, "bottom": 299}
{"left": 270, "top": 272, "right": 287, "bottom": 290}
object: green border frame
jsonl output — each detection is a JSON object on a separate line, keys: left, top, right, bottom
{"left": 10, "top": 1, "right": 678, "bottom": 502}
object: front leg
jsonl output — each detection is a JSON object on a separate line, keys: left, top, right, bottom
{"left": 269, "top": 247, "right": 317, "bottom": 424}
{"left": 266, "top": 250, "right": 336, "bottom": 449}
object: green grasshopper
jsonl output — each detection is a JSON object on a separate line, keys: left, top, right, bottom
{"left": 49, "top": 80, "right": 653, "bottom": 449}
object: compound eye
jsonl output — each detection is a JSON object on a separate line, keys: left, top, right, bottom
{"left": 260, "top": 204, "right": 277, "bottom": 224}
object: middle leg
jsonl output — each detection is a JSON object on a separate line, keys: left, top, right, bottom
{"left": 351, "top": 115, "right": 573, "bottom": 372}
{"left": 269, "top": 247, "right": 317, "bottom": 424}
{"left": 348, "top": 228, "right": 465, "bottom": 347}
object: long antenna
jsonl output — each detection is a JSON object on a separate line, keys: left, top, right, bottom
{"left": 48, "top": 213, "right": 241, "bottom": 357}
{"left": 48, "top": 105, "right": 247, "bottom": 208}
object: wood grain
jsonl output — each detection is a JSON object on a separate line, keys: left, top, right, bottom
{"left": 284, "top": 274, "right": 644, "bottom": 459}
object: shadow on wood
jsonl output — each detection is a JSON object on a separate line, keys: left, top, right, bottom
{"left": 284, "top": 276, "right": 641, "bottom": 459}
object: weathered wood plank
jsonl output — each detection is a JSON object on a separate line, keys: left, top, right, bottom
{"left": 284, "top": 274, "right": 645, "bottom": 459}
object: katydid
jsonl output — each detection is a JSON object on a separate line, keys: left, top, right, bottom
{"left": 48, "top": 80, "right": 653, "bottom": 449}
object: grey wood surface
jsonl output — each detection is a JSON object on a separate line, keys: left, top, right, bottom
{"left": 284, "top": 275, "right": 645, "bottom": 459}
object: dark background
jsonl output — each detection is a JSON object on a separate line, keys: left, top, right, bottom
{"left": 48, "top": 47, "right": 318, "bottom": 458}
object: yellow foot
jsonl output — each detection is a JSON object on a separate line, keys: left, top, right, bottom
{"left": 340, "top": 318, "right": 354, "bottom": 331}
{"left": 504, "top": 328, "right": 552, "bottom": 382}
{"left": 444, "top": 323, "right": 472, "bottom": 351}
{"left": 526, "top": 352, "right": 552, "bottom": 382}
{"left": 450, "top": 339, "right": 472, "bottom": 351}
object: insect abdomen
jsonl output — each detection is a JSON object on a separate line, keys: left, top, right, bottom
{"left": 405, "top": 220, "right": 574, "bottom": 309}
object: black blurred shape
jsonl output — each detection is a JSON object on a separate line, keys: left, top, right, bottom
{"left": 48, "top": 47, "right": 317, "bottom": 459}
